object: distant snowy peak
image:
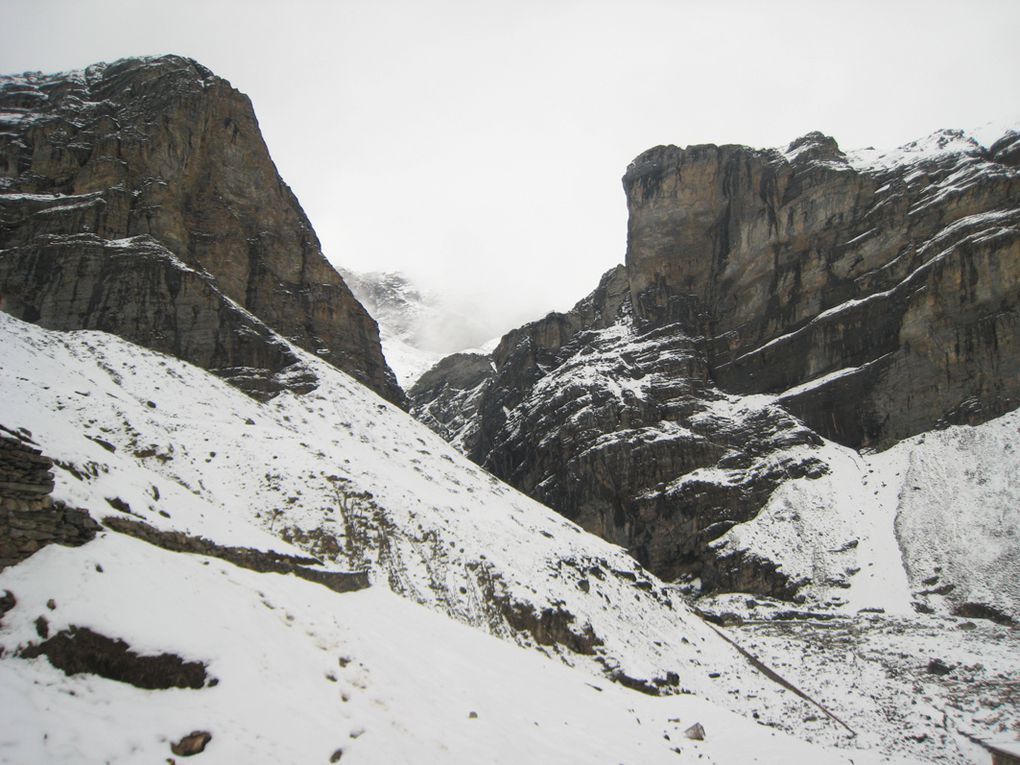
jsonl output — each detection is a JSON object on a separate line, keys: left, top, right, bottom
{"left": 772, "top": 121, "right": 1020, "bottom": 174}
{"left": 833, "top": 122, "right": 1018, "bottom": 171}
{"left": 339, "top": 267, "right": 501, "bottom": 387}
{"left": 339, "top": 268, "right": 437, "bottom": 346}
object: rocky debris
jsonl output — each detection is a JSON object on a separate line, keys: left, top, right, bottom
{"left": 170, "top": 731, "right": 212, "bottom": 757}
{"left": 19, "top": 625, "right": 210, "bottom": 689}
{"left": 720, "top": 608, "right": 1020, "bottom": 764}
{"left": 952, "top": 601, "right": 1016, "bottom": 626}
{"left": 411, "top": 128, "right": 1020, "bottom": 599}
{"left": 0, "top": 56, "right": 403, "bottom": 405}
{"left": 103, "top": 517, "right": 370, "bottom": 594}
{"left": 0, "top": 429, "right": 99, "bottom": 570}
{"left": 684, "top": 722, "right": 706, "bottom": 740}
{"left": 927, "top": 658, "right": 953, "bottom": 676}
{"left": 0, "top": 590, "right": 15, "bottom": 627}
{"left": 496, "top": 597, "right": 603, "bottom": 656}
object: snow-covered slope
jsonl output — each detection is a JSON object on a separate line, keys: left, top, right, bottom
{"left": 0, "top": 310, "right": 931, "bottom": 762}
{"left": 708, "top": 407, "right": 1020, "bottom": 620}
{"left": 1, "top": 534, "right": 919, "bottom": 765}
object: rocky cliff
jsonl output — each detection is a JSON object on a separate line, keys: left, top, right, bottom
{"left": 0, "top": 55, "right": 403, "bottom": 404}
{"left": 625, "top": 129, "right": 1020, "bottom": 447}
{"left": 411, "top": 127, "right": 1020, "bottom": 601}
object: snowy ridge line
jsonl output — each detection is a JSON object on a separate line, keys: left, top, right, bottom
{"left": 845, "top": 124, "right": 1018, "bottom": 172}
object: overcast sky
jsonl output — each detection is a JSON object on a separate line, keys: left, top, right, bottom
{"left": 3, "top": 0, "right": 1019, "bottom": 339}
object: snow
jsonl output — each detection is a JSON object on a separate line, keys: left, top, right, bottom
{"left": 847, "top": 129, "right": 981, "bottom": 172}
{"left": 377, "top": 329, "right": 443, "bottom": 389}
{"left": 2, "top": 302, "right": 1015, "bottom": 762}
{"left": 0, "top": 535, "right": 915, "bottom": 765}
{"left": 707, "top": 407, "right": 1020, "bottom": 619}
{"left": 845, "top": 121, "right": 1019, "bottom": 173}
{"left": 891, "top": 413, "right": 1020, "bottom": 617}
{"left": 776, "top": 363, "right": 871, "bottom": 401}
{"left": 0, "top": 310, "right": 923, "bottom": 762}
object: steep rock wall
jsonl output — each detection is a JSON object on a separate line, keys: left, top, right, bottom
{"left": 411, "top": 129, "right": 1020, "bottom": 595}
{"left": 0, "top": 55, "right": 403, "bottom": 404}
{"left": 624, "top": 131, "right": 1020, "bottom": 447}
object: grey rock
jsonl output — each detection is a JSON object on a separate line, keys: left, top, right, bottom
{"left": 0, "top": 56, "right": 403, "bottom": 405}
{"left": 411, "top": 129, "right": 1020, "bottom": 599}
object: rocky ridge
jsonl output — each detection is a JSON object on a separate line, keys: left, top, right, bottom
{"left": 0, "top": 55, "right": 403, "bottom": 404}
{"left": 410, "top": 127, "right": 1020, "bottom": 609}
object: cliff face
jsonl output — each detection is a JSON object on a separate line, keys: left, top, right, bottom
{"left": 0, "top": 55, "right": 403, "bottom": 404}
{"left": 625, "top": 130, "right": 1020, "bottom": 447}
{"left": 411, "top": 128, "right": 1020, "bottom": 597}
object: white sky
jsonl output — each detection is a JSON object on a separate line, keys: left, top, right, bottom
{"left": 3, "top": 0, "right": 1019, "bottom": 338}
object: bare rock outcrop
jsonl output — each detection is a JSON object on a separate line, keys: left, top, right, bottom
{"left": 410, "top": 129, "right": 1020, "bottom": 596}
{"left": 0, "top": 55, "right": 403, "bottom": 404}
{"left": 624, "top": 130, "right": 1020, "bottom": 447}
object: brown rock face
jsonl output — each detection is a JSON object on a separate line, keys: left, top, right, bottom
{"left": 624, "top": 130, "right": 1020, "bottom": 447}
{"left": 0, "top": 55, "right": 403, "bottom": 404}
{"left": 411, "top": 129, "right": 1020, "bottom": 597}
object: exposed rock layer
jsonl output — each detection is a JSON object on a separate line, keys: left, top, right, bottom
{"left": 411, "top": 129, "right": 1020, "bottom": 595}
{"left": 624, "top": 130, "right": 1020, "bottom": 447}
{"left": 0, "top": 56, "right": 402, "bottom": 404}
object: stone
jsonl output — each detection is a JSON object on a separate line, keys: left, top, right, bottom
{"left": 0, "top": 56, "right": 403, "bottom": 405}
{"left": 622, "top": 132, "right": 1020, "bottom": 449}
{"left": 170, "top": 731, "right": 212, "bottom": 757}
{"left": 102, "top": 516, "right": 369, "bottom": 594}
{"left": 20, "top": 626, "right": 210, "bottom": 690}
{"left": 683, "top": 722, "right": 706, "bottom": 740}
{"left": 0, "top": 431, "right": 100, "bottom": 570}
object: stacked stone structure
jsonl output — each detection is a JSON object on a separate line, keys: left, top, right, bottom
{"left": 0, "top": 429, "right": 99, "bottom": 569}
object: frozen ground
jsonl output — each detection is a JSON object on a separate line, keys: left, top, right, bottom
{"left": 0, "top": 311, "right": 920, "bottom": 764}
{"left": 0, "top": 534, "right": 922, "bottom": 765}
{"left": 0, "top": 310, "right": 1014, "bottom": 763}
{"left": 694, "top": 603, "right": 1020, "bottom": 765}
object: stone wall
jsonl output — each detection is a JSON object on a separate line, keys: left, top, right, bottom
{"left": 0, "top": 429, "right": 99, "bottom": 570}
{"left": 103, "top": 517, "right": 370, "bottom": 594}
